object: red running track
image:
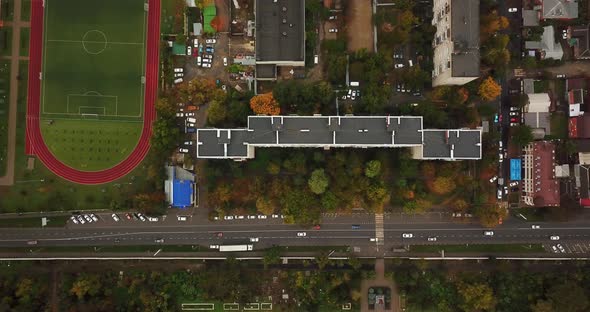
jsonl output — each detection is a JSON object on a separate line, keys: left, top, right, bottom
{"left": 25, "top": 0, "right": 160, "bottom": 184}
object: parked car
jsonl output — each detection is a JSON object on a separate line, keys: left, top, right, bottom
{"left": 137, "top": 213, "right": 146, "bottom": 222}
{"left": 209, "top": 245, "right": 219, "bottom": 249}
{"left": 271, "top": 214, "right": 279, "bottom": 218}
{"left": 328, "top": 28, "right": 338, "bottom": 33}
{"left": 205, "top": 38, "right": 217, "bottom": 44}
{"left": 550, "top": 235, "right": 560, "bottom": 241}
{"left": 177, "top": 216, "right": 187, "bottom": 221}
{"left": 186, "top": 122, "right": 196, "bottom": 127}
{"left": 250, "top": 237, "right": 259, "bottom": 242}
{"left": 155, "top": 238, "right": 164, "bottom": 243}
{"left": 77, "top": 215, "right": 86, "bottom": 224}
{"left": 510, "top": 117, "right": 519, "bottom": 122}
{"left": 557, "top": 244, "right": 565, "bottom": 253}
{"left": 394, "top": 63, "right": 404, "bottom": 69}
{"left": 489, "top": 176, "right": 498, "bottom": 183}
{"left": 329, "top": 15, "right": 337, "bottom": 20}
{"left": 509, "top": 112, "right": 519, "bottom": 116}
{"left": 187, "top": 46, "right": 192, "bottom": 55}
{"left": 258, "top": 215, "right": 267, "bottom": 219}
{"left": 223, "top": 57, "right": 228, "bottom": 66}
{"left": 510, "top": 106, "right": 520, "bottom": 111}
{"left": 125, "top": 213, "right": 132, "bottom": 220}
{"left": 247, "top": 215, "right": 256, "bottom": 220}
{"left": 428, "top": 237, "right": 437, "bottom": 242}
{"left": 185, "top": 112, "right": 195, "bottom": 117}
{"left": 148, "top": 217, "right": 159, "bottom": 222}
{"left": 173, "top": 68, "right": 183, "bottom": 73}
{"left": 111, "top": 213, "right": 120, "bottom": 222}
{"left": 83, "top": 215, "right": 93, "bottom": 223}
{"left": 509, "top": 181, "right": 519, "bottom": 187}
{"left": 202, "top": 63, "right": 212, "bottom": 68}
{"left": 178, "top": 147, "right": 189, "bottom": 153}
{"left": 175, "top": 112, "right": 184, "bottom": 117}
{"left": 70, "top": 216, "right": 79, "bottom": 224}
{"left": 184, "top": 140, "right": 193, "bottom": 146}
{"left": 224, "top": 216, "right": 234, "bottom": 220}
{"left": 508, "top": 7, "right": 518, "bottom": 12}
{"left": 556, "top": 74, "right": 566, "bottom": 78}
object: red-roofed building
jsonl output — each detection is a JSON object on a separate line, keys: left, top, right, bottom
{"left": 567, "top": 78, "right": 590, "bottom": 138}
{"left": 522, "top": 141, "right": 560, "bottom": 207}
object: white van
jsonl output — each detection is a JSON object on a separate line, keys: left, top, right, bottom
{"left": 174, "top": 78, "right": 183, "bottom": 84}
{"left": 314, "top": 55, "right": 319, "bottom": 64}
{"left": 408, "top": 60, "right": 413, "bottom": 67}
{"left": 187, "top": 117, "right": 197, "bottom": 123}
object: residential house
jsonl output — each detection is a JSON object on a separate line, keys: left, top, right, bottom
{"left": 568, "top": 24, "right": 590, "bottom": 60}
{"left": 537, "top": 0, "right": 579, "bottom": 20}
{"left": 524, "top": 93, "right": 552, "bottom": 138}
{"left": 525, "top": 26, "right": 564, "bottom": 60}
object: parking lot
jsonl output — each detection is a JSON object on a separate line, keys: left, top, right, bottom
{"left": 185, "top": 34, "right": 230, "bottom": 83}
{"left": 545, "top": 241, "right": 590, "bottom": 254}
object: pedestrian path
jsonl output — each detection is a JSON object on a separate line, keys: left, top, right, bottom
{"left": 375, "top": 213, "right": 384, "bottom": 246}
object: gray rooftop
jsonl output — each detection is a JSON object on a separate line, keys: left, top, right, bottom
{"left": 542, "top": 0, "right": 578, "bottom": 19}
{"left": 197, "top": 116, "right": 481, "bottom": 160}
{"left": 255, "top": 0, "right": 305, "bottom": 63}
{"left": 422, "top": 130, "right": 482, "bottom": 160}
{"left": 451, "top": 0, "right": 480, "bottom": 77}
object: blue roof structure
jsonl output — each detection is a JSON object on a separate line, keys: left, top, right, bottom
{"left": 510, "top": 158, "right": 522, "bottom": 181}
{"left": 172, "top": 180, "right": 193, "bottom": 208}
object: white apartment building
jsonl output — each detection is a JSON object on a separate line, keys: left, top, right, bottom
{"left": 431, "top": 0, "right": 480, "bottom": 87}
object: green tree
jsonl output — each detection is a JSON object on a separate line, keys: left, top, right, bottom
{"left": 308, "top": 169, "right": 329, "bottom": 195}
{"left": 547, "top": 281, "right": 589, "bottom": 312}
{"left": 457, "top": 282, "right": 497, "bottom": 312}
{"left": 511, "top": 125, "right": 534, "bottom": 147}
{"left": 207, "top": 100, "right": 227, "bottom": 126}
{"left": 531, "top": 300, "right": 554, "bottom": 312}
{"left": 70, "top": 274, "right": 102, "bottom": 300}
{"left": 150, "top": 117, "right": 180, "bottom": 156}
{"left": 432, "top": 177, "right": 456, "bottom": 195}
{"left": 321, "top": 191, "right": 339, "bottom": 211}
{"left": 256, "top": 197, "right": 275, "bottom": 215}
{"left": 365, "top": 160, "right": 382, "bottom": 178}
{"left": 263, "top": 246, "right": 282, "bottom": 268}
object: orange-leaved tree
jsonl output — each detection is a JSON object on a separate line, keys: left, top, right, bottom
{"left": 250, "top": 93, "right": 280, "bottom": 115}
{"left": 478, "top": 77, "right": 502, "bottom": 102}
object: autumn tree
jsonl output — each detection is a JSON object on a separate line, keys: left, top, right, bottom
{"left": 480, "top": 10, "right": 509, "bottom": 42}
{"left": 547, "top": 281, "right": 589, "bottom": 312}
{"left": 249, "top": 92, "right": 280, "bottom": 115}
{"left": 457, "top": 282, "right": 497, "bottom": 312}
{"left": 256, "top": 197, "right": 275, "bottom": 215}
{"left": 308, "top": 169, "right": 329, "bottom": 195}
{"left": 452, "top": 199, "right": 470, "bottom": 213}
{"left": 70, "top": 274, "right": 102, "bottom": 301}
{"left": 511, "top": 125, "right": 534, "bottom": 147}
{"left": 432, "top": 177, "right": 456, "bottom": 195}
{"left": 478, "top": 77, "right": 502, "bottom": 101}
{"left": 477, "top": 204, "right": 508, "bottom": 228}
{"left": 206, "top": 100, "right": 227, "bottom": 126}
{"left": 365, "top": 160, "right": 382, "bottom": 178}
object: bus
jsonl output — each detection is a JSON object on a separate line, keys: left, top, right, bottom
{"left": 219, "top": 244, "right": 253, "bottom": 252}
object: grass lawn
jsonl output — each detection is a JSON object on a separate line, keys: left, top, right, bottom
{"left": 160, "top": 0, "right": 183, "bottom": 35}
{"left": 19, "top": 27, "right": 28, "bottom": 57}
{"left": 40, "top": 120, "right": 142, "bottom": 171}
{"left": 0, "top": 216, "right": 68, "bottom": 227}
{"left": 534, "top": 80, "right": 549, "bottom": 93}
{"left": 21, "top": 0, "right": 31, "bottom": 21}
{"left": 1, "top": 0, "right": 14, "bottom": 21}
{"left": 275, "top": 246, "right": 350, "bottom": 253}
{"left": 0, "top": 245, "right": 206, "bottom": 253}
{"left": 511, "top": 207, "right": 546, "bottom": 222}
{"left": 39, "top": 0, "right": 146, "bottom": 171}
{"left": 411, "top": 244, "right": 546, "bottom": 253}
{"left": 549, "top": 113, "right": 568, "bottom": 140}
{"left": 0, "top": 60, "right": 11, "bottom": 176}
{"left": 0, "top": 27, "right": 12, "bottom": 56}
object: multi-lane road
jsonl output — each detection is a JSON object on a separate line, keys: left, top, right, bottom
{"left": 1, "top": 212, "right": 590, "bottom": 256}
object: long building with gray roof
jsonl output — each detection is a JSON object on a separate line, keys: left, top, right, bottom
{"left": 196, "top": 115, "right": 482, "bottom": 161}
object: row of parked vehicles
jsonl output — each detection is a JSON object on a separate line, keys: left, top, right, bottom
{"left": 216, "top": 214, "right": 284, "bottom": 221}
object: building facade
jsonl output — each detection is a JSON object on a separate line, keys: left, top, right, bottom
{"left": 522, "top": 141, "right": 560, "bottom": 207}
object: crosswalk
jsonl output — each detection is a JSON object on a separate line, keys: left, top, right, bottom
{"left": 375, "top": 214, "right": 384, "bottom": 246}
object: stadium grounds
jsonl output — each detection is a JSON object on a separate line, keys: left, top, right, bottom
{"left": 39, "top": 0, "right": 146, "bottom": 171}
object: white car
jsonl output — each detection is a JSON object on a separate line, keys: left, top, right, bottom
{"left": 510, "top": 106, "right": 519, "bottom": 111}
{"left": 508, "top": 7, "right": 518, "bottom": 13}
{"left": 258, "top": 215, "right": 267, "bottom": 219}
{"left": 557, "top": 244, "right": 565, "bottom": 253}
{"left": 148, "top": 217, "right": 159, "bottom": 222}
{"left": 250, "top": 237, "right": 259, "bottom": 242}
{"left": 111, "top": 213, "right": 120, "bottom": 222}
{"left": 394, "top": 63, "right": 404, "bottom": 69}
{"left": 271, "top": 214, "right": 279, "bottom": 218}
{"left": 77, "top": 215, "right": 86, "bottom": 224}
{"left": 202, "top": 63, "right": 212, "bottom": 68}
{"left": 178, "top": 147, "right": 189, "bottom": 153}
{"left": 562, "top": 29, "right": 568, "bottom": 40}
{"left": 509, "top": 112, "right": 519, "bottom": 116}
{"left": 556, "top": 74, "right": 566, "bottom": 78}
{"left": 177, "top": 216, "right": 187, "bottom": 221}
{"left": 90, "top": 214, "right": 99, "bottom": 222}
{"left": 187, "top": 46, "right": 192, "bottom": 55}
{"left": 489, "top": 176, "right": 498, "bottom": 183}
{"left": 497, "top": 189, "right": 503, "bottom": 200}
{"left": 427, "top": 237, "right": 437, "bottom": 242}
{"left": 402, "top": 233, "right": 413, "bottom": 238}
{"left": 328, "top": 28, "right": 338, "bottom": 33}
{"left": 184, "top": 140, "right": 194, "bottom": 146}
{"left": 174, "top": 68, "right": 183, "bottom": 73}
{"left": 84, "top": 214, "right": 93, "bottom": 223}
{"left": 70, "top": 216, "right": 79, "bottom": 224}
{"left": 551, "top": 245, "right": 558, "bottom": 253}
{"left": 154, "top": 238, "right": 164, "bottom": 243}
{"left": 531, "top": 225, "right": 540, "bottom": 229}
{"left": 509, "top": 181, "right": 519, "bottom": 187}
{"left": 209, "top": 245, "right": 219, "bottom": 249}
{"left": 297, "top": 232, "right": 306, "bottom": 237}
{"left": 221, "top": 85, "right": 226, "bottom": 91}
{"left": 203, "top": 54, "right": 213, "bottom": 59}
{"left": 176, "top": 112, "right": 184, "bottom": 117}
{"left": 510, "top": 122, "right": 519, "bottom": 127}
{"left": 174, "top": 73, "right": 183, "bottom": 78}
{"left": 223, "top": 57, "right": 228, "bottom": 66}
{"left": 370, "top": 238, "right": 378, "bottom": 242}
{"left": 484, "top": 231, "right": 494, "bottom": 236}
{"left": 185, "top": 112, "right": 195, "bottom": 117}
{"left": 202, "top": 58, "right": 211, "bottom": 63}
{"left": 234, "top": 215, "right": 244, "bottom": 220}
{"left": 137, "top": 213, "right": 146, "bottom": 222}
{"left": 224, "top": 216, "right": 234, "bottom": 220}
{"left": 205, "top": 38, "right": 217, "bottom": 44}
{"left": 186, "top": 122, "right": 196, "bottom": 127}
{"left": 329, "top": 15, "right": 337, "bottom": 20}
{"left": 550, "top": 235, "right": 560, "bottom": 241}
{"left": 193, "top": 38, "right": 198, "bottom": 47}
{"left": 247, "top": 215, "right": 256, "bottom": 220}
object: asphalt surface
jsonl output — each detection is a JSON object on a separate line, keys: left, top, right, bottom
{"left": 1, "top": 212, "right": 590, "bottom": 256}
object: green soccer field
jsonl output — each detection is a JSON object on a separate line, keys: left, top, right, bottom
{"left": 39, "top": 0, "right": 147, "bottom": 171}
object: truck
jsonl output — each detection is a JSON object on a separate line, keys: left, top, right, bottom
{"left": 219, "top": 244, "right": 253, "bottom": 252}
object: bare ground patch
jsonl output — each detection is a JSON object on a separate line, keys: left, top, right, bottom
{"left": 346, "top": 0, "right": 374, "bottom": 52}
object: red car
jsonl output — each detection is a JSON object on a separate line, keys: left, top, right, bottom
{"left": 510, "top": 117, "right": 519, "bottom": 122}
{"left": 125, "top": 213, "right": 132, "bottom": 220}
{"left": 314, "top": 225, "right": 321, "bottom": 230}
